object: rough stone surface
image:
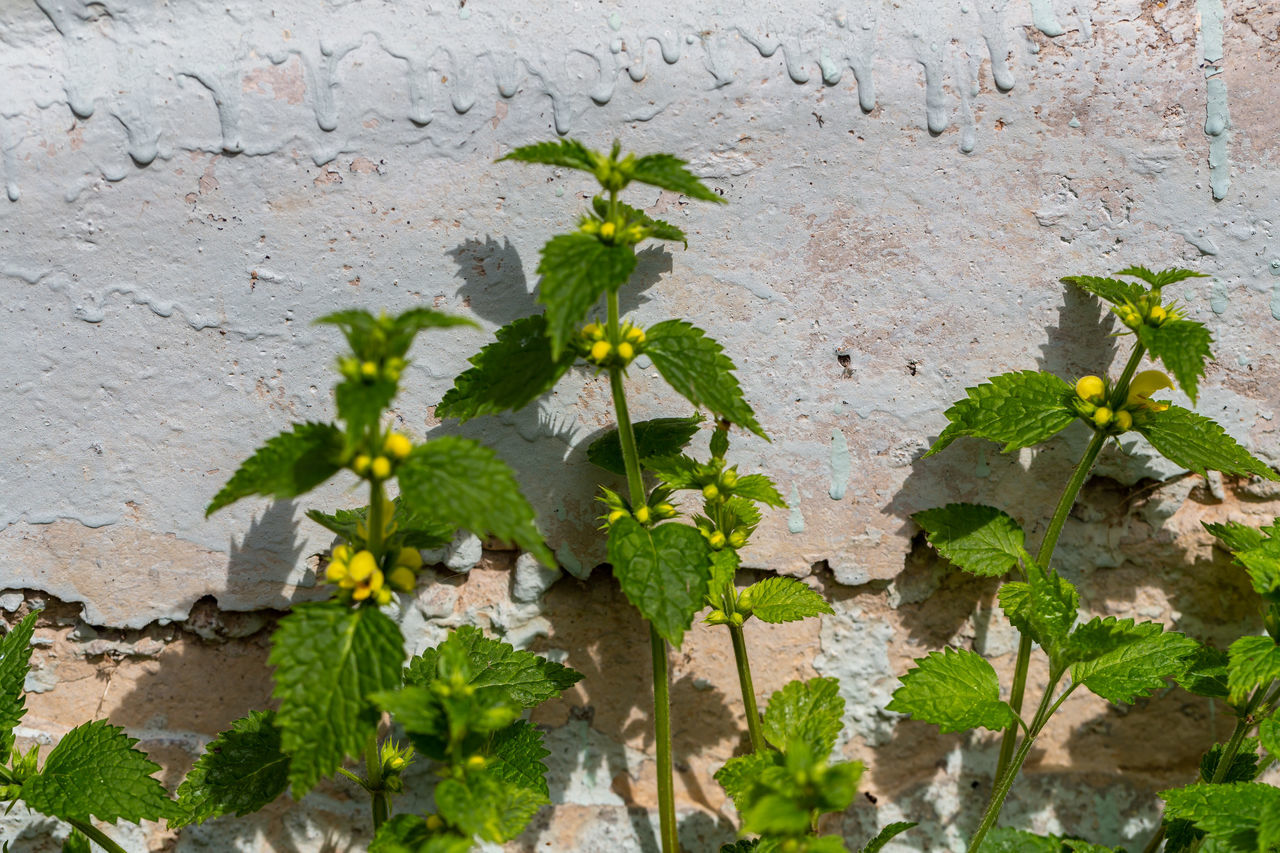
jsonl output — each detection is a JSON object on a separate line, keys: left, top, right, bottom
{"left": 1, "top": 0, "right": 1279, "bottom": 850}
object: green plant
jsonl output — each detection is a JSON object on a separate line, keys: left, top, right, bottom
{"left": 889, "top": 267, "right": 1279, "bottom": 851}
{"left": 192, "top": 308, "right": 583, "bottom": 849}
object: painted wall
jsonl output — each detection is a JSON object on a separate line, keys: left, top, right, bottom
{"left": 1, "top": 0, "right": 1278, "bottom": 849}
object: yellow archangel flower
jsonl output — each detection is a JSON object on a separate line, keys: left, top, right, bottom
{"left": 1126, "top": 370, "right": 1173, "bottom": 411}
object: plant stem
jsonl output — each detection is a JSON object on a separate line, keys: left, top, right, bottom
{"left": 367, "top": 478, "right": 387, "bottom": 557}
{"left": 1140, "top": 825, "right": 1165, "bottom": 853}
{"left": 729, "top": 623, "right": 766, "bottom": 752}
{"left": 365, "top": 731, "right": 388, "bottom": 831}
{"left": 605, "top": 287, "right": 679, "bottom": 852}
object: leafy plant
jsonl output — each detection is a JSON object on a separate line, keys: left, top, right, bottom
{"left": 894, "top": 266, "right": 1278, "bottom": 851}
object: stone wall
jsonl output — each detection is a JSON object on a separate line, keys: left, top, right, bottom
{"left": 1, "top": 0, "right": 1278, "bottom": 849}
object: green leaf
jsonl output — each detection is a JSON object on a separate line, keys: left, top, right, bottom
{"left": 629, "top": 153, "right": 724, "bottom": 202}
{"left": 173, "top": 710, "right": 289, "bottom": 827}
{"left": 644, "top": 454, "right": 704, "bottom": 489}
{"left": 536, "top": 232, "right": 637, "bottom": 357}
{"left": 645, "top": 320, "right": 765, "bottom": 438}
{"left": 308, "top": 500, "right": 455, "bottom": 551}
{"left": 1238, "top": 540, "right": 1280, "bottom": 602}
{"left": 762, "top": 678, "right": 844, "bottom": 758}
{"left": 925, "top": 370, "right": 1076, "bottom": 457}
{"left": 595, "top": 197, "right": 689, "bottom": 245}
{"left": 1115, "top": 266, "right": 1208, "bottom": 288}
{"left": 1064, "top": 617, "right": 1160, "bottom": 666}
{"left": 0, "top": 611, "right": 38, "bottom": 761}
{"left": 861, "top": 822, "right": 916, "bottom": 853}
{"left": 1205, "top": 521, "right": 1268, "bottom": 554}
{"left": 61, "top": 831, "right": 90, "bottom": 853}
{"left": 1177, "top": 641, "right": 1228, "bottom": 699}
{"left": 317, "top": 308, "right": 475, "bottom": 361}
{"left": 1200, "top": 740, "right": 1260, "bottom": 785}
{"left": 999, "top": 566, "right": 1079, "bottom": 663}
{"left": 499, "top": 139, "right": 597, "bottom": 173}
{"left": 586, "top": 415, "right": 704, "bottom": 476}
{"left": 887, "top": 648, "right": 1016, "bottom": 734}
{"left": 334, "top": 375, "right": 399, "bottom": 442}
{"left": 976, "top": 828, "right": 1063, "bottom": 853}
{"left": 1136, "top": 405, "right": 1278, "bottom": 481}
{"left": 1060, "top": 275, "right": 1146, "bottom": 307}
{"left": 398, "top": 436, "right": 552, "bottom": 565}
{"left": 609, "top": 518, "right": 712, "bottom": 645}
{"left": 370, "top": 814, "right": 474, "bottom": 853}
{"left": 268, "top": 602, "right": 405, "bottom": 796}
{"left": 732, "top": 474, "right": 786, "bottom": 507}
{"left": 1137, "top": 320, "right": 1213, "bottom": 404}
{"left": 1227, "top": 635, "right": 1280, "bottom": 705}
{"left": 740, "top": 577, "right": 834, "bottom": 624}
{"left": 435, "top": 770, "right": 546, "bottom": 843}
{"left": 489, "top": 720, "right": 552, "bottom": 798}
{"left": 913, "top": 504, "right": 1030, "bottom": 577}
{"left": 720, "top": 841, "right": 760, "bottom": 853}
{"left": 707, "top": 548, "right": 741, "bottom": 606}
{"left": 1262, "top": 718, "right": 1280, "bottom": 758}
{"left": 403, "top": 626, "right": 582, "bottom": 709}
{"left": 437, "top": 315, "right": 578, "bottom": 422}
{"left": 1160, "top": 782, "right": 1280, "bottom": 850}
{"left": 714, "top": 751, "right": 779, "bottom": 809}
{"left": 206, "top": 422, "right": 346, "bottom": 515}
{"left": 20, "top": 720, "right": 178, "bottom": 823}
{"left": 1071, "top": 625, "right": 1198, "bottom": 703}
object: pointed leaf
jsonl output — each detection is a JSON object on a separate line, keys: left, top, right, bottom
{"left": 173, "top": 710, "right": 289, "bottom": 827}
{"left": 1064, "top": 617, "right": 1160, "bottom": 666}
{"left": 732, "top": 474, "right": 786, "bottom": 507}
{"left": 629, "top": 153, "right": 724, "bottom": 202}
{"left": 999, "top": 566, "right": 1078, "bottom": 663}
{"left": 398, "top": 436, "right": 552, "bottom": 565}
{"left": 741, "top": 577, "right": 833, "bottom": 624}
{"left": 402, "top": 625, "right": 582, "bottom": 708}
{"left": 206, "top": 422, "right": 345, "bottom": 515}
{"left": 1237, "top": 539, "right": 1280, "bottom": 602}
{"left": 608, "top": 518, "right": 712, "bottom": 646}
{"left": 0, "top": 611, "right": 39, "bottom": 761}
{"left": 646, "top": 320, "right": 765, "bottom": 438}
{"left": 926, "top": 370, "right": 1076, "bottom": 456}
{"left": 599, "top": 197, "right": 689, "bottom": 245}
{"left": 861, "top": 822, "right": 917, "bottom": 853}
{"left": 498, "top": 139, "right": 596, "bottom": 173}
{"left": 371, "top": 814, "right": 474, "bottom": 853}
{"left": 1114, "top": 266, "right": 1208, "bottom": 288}
{"left": 1071, "top": 626, "right": 1198, "bottom": 703}
{"left": 488, "top": 721, "right": 552, "bottom": 798}
{"left": 714, "top": 751, "right": 779, "bottom": 809}
{"left": 914, "top": 504, "right": 1030, "bottom": 577}
{"left": 435, "top": 770, "right": 546, "bottom": 843}
{"left": 1176, "top": 642, "right": 1230, "bottom": 700}
{"left": 269, "top": 602, "right": 405, "bottom": 796}
{"left": 334, "top": 375, "right": 399, "bottom": 441}
{"left": 761, "top": 677, "right": 844, "bottom": 758}
{"left": 1136, "top": 405, "right": 1278, "bottom": 481}
{"left": 587, "top": 415, "right": 704, "bottom": 476}
{"left": 1160, "top": 782, "right": 1280, "bottom": 850}
{"left": 436, "top": 315, "right": 577, "bottom": 421}
{"left": 707, "top": 548, "right": 741, "bottom": 604}
{"left": 20, "top": 720, "right": 178, "bottom": 823}
{"left": 536, "top": 232, "right": 636, "bottom": 357}
{"left": 1137, "top": 320, "right": 1212, "bottom": 403}
{"left": 887, "top": 648, "right": 1016, "bottom": 733}
{"left": 1227, "top": 635, "right": 1280, "bottom": 705}
{"left": 1204, "top": 520, "right": 1267, "bottom": 554}
{"left": 1060, "top": 275, "right": 1145, "bottom": 307}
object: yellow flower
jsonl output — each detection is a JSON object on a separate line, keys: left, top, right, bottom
{"left": 590, "top": 340, "right": 612, "bottom": 362}
{"left": 383, "top": 432, "right": 412, "bottom": 460}
{"left": 360, "top": 361, "right": 379, "bottom": 380}
{"left": 352, "top": 568, "right": 385, "bottom": 601}
{"left": 607, "top": 509, "right": 627, "bottom": 525}
{"left": 616, "top": 342, "right": 634, "bottom": 361}
{"left": 1093, "top": 406, "right": 1113, "bottom": 428}
{"left": 600, "top": 221, "right": 616, "bottom": 241}
{"left": 395, "top": 547, "right": 422, "bottom": 569}
{"left": 370, "top": 456, "right": 392, "bottom": 480}
{"left": 1075, "top": 375, "right": 1106, "bottom": 405}
{"left": 1114, "top": 410, "right": 1133, "bottom": 431}
{"left": 624, "top": 325, "right": 645, "bottom": 344}
{"left": 348, "top": 550, "right": 378, "bottom": 583}
{"left": 352, "top": 454, "right": 372, "bottom": 475}
{"left": 634, "top": 505, "right": 651, "bottom": 524}
{"left": 582, "top": 323, "right": 604, "bottom": 340}
{"left": 1127, "top": 370, "right": 1173, "bottom": 411}
{"left": 388, "top": 566, "right": 417, "bottom": 592}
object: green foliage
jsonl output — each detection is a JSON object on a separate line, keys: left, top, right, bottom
{"left": 887, "top": 648, "right": 1016, "bottom": 733}
{"left": 1070, "top": 624, "right": 1197, "bottom": 703}
{"left": 1205, "top": 520, "right": 1268, "bottom": 554}
{"left": 587, "top": 415, "right": 704, "bottom": 476}
{"left": 629, "top": 153, "right": 724, "bottom": 202}
{"left": 60, "top": 831, "right": 90, "bottom": 853}
{"left": 1200, "top": 740, "right": 1260, "bottom": 785}
{"left": 1059, "top": 275, "right": 1146, "bottom": 307}
{"left": 731, "top": 474, "right": 786, "bottom": 507}
{"left": 306, "top": 499, "right": 455, "bottom": 551}
{"left": 739, "top": 577, "right": 834, "bottom": 624}
{"left": 1160, "top": 782, "right": 1280, "bottom": 851}
{"left": 761, "top": 678, "right": 843, "bottom": 758}
{"left": 206, "top": 421, "right": 345, "bottom": 515}
{"left": 498, "top": 138, "right": 596, "bottom": 173}
{"left": 1114, "top": 266, "right": 1207, "bottom": 288}
{"left": 608, "top": 517, "right": 712, "bottom": 646}
{"left": 1136, "top": 320, "right": 1212, "bottom": 404}
{"left": 0, "top": 612, "right": 38, "bottom": 761}
{"left": 1226, "top": 635, "right": 1280, "bottom": 704}
{"left": 999, "top": 565, "right": 1078, "bottom": 664}
{"left": 435, "top": 770, "right": 546, "bottom": 843}
{"left": 976, "top": 828, "right": 1123, "bottom": 852}
{"left": 1238, "top": 540, "right": 1280, "bottom": 603}
{"left": 436, "top": 314, "right": 578, "bottom": 421}
{"left": 489, "top": 720, "right": 553, "bottom": 798}
{"left": 20, "top": 720, "right": 178, "bottom": 824}
{"left": 926, "top": 370, "right": 1076, "bottom": 456}
{"left": 1176, "top": 642, "right": 1230, "bottom": 699}
{"left": 316, "top": 307, "right": 475, "bottom": 361}
{"left": 716, "top": 751, "right": 779, "bottom": 807}
{"left": 860, "top": 822, "right": 916, "bottom": 853}
{"left": 173, "top": 710, "right": 290, "bottom": 827}
{"left": 398, "top": 436, "right": 552, "bottom": 565}
{"left": 536, "top": 232, "right": 638, "bottom": 357}
{"left": 913, "top": 503, "right": 1030, "bottom": 577}
{"left": 268, "top": 602, "right": 405, "bottom": 795}
{"left": 645, "top": 320, "right": 766, "bottom": 438}
{"left": 1260, "top": 718, "right": 1280, "bottom": 758}
{"left": 370, "top": 815, "right": 473, "bottom": 853}
{"left": 1136, "top": 405, "right": 1278, "bottom": 481}
{"left": 592, "top": 196, "right": 688, "bottom": 245}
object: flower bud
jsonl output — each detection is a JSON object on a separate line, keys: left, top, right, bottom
{"left": 1093, "top": 406, "right": 1113, "bottom": 428}
{"left": 582, "top": 323, "right": 604, "bottom": 340}
{"left": 374, "top": 586, "right": 392, "bottom": 606}
{"left": 704, "top": 610, "right": 731, "bottom": 625}
{"left": 395, "top": 547, "right": 423, "bottom": 569}
{"left": 607, "top": 509, "right": 627, "bottom": 525}
{"left": 1075, "top": 375, "right": 1106, "bottom": 405}
{"left": 465, "top": 755, "right": 487, "bottom": 771}
{"left": 1147, "top": 304, "right": 1167, "bottom": 325}
{"left": 1114, "top": 410, "right": 1133, "bottom": 431}
{"left": 426, "top": 814, "right": 445, "bottom": 831}
{"left": 384, "top": 432, "right": 412, "bottom": 460}
{"left": 736, "top": 588, "right": 754, "bottom": 612}
{"left": 360, "top": 360, "right": 379, "bottom": 380}
{"left": 708, "top": 530, "right": 726, "bottom": 550}
{"left": 624, "top": 325, "right": 645, "bottom": 344}
{"left": 634, "top": 505, "right": 651, "bottom": 524}
{"left": 720, "top": 469, "right": 739, "bottom": 489}
{"left": 352, "top": 454, "right": 372, "bottom": 475}
{"left": 348, "top": 551, "right": 378, "bottom": 583}
{"left": 729, "top": 611, "right": 744, "bottom": 627}
{"left": 590, "top": 340, "right": 612, "bottom": 362}
{"left": 332, "top": 544, "right": 352, "bottom": 564}
{"left": 728, "top": 530, "right": 747, "bottom": 549}
{"left": 325, "top": 558, "right": 349, "bottom": 583}
{"left": 616, "top": 341, "right": 634, "bottom": 361}
{"left": 388, "top": 566, "right": 417, "bottom": 592}
{"left": 600, "top": 221, "right": 616, "bottom": 241}
{"left": 370, "top": 456, "right": 392, "bottom": 480}
{"left": 654, "top": 502, "right": 676, "bottom": 518}
{"left": 702, "top": 484, "right": 720, "bottom": 501}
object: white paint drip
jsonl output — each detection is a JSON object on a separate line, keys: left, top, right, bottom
{"left": 829, "top": 429, "right": 851, "bottom": 499}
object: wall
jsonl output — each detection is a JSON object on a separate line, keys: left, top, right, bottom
{"left": 1, "top": 0, "right": 1279, "bottom": 849}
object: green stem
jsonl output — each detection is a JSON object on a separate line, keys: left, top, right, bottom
{"left": 1140, "top": 825, "right": 1165, "bottom": 853}
{"left": 729, "top": 624, "right": 766, "bottom": 752}
{"left": 367, "top": 478, "right": 387, "bottom": 557}
{"left": 365, "top": 731, "right": 389, "bottom": 831}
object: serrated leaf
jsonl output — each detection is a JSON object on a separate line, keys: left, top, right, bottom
{"left": 608, "top": 518, "right": 712, "bottom": 646}
{"left": 268, "top": 602, "right": 405, "bottom": 796}
{"left": 499, "top": 138, "right": 597, "bottom": 173}
{"left": 602, "top": 198, "right": 688, "bottom": 245}
{"left": 762, "top": 678, "right": 844, "bottom": 758}
{"left": 402, "top": 625, "right": 582, "bottom": 708}
{"left": 173, "top": 710, "right": 289, "bottom": 827}
{"left": 645, "top": 454, "right": 704, "bottom": 489}
{"left": 587, "top": 415, "right": 704, "bottom": 476}
{"left": 20, "top": 720, "right": 178, "bottom": 823}
{"left": 316, "top": 308, "right": 474, "bottom": 360}
{"left": 1115, "top": 266, "right": 1208, "bottom": 288}
{"left": 1262, "top": 718, "right": 1280, "bottom": 758}
{"left": 646, "top": 320, "right": 765, "bottom": 438}
{"left": 371, "top": 814, "right": 474, "bottom": 853}
{"left": 0, "top": 611, "right": 38, "bottom": 761}
{"left": 1237, "top": 540, "right": 1280, "bottom": 603}
{"left": 1137, "top": 320, "right": 1213, "bottom": 404}
{"left": 720, "top": 841, "right": 760, "bottom": 853}
{"left": 732, "top": 474, "right": 786, "bottom": 507}
{"left": 1071, "top": 625, "right": 1197, "bottom": 703}
{"left": 999, "top": 566, "right": 1079, "bottom": 663}
{"left": 926, "top": 371, "right": 1076, "bottom": 457}
{"left": 1060, "top": 275, "right": 1146, "bottom": 307}
{"left": 861, "top": 822, "right": 916, "bottom": 853}
{"left": 1205, "top": 521, "right": 1268, "bottom": 554}
{"left": 887, "top": 648, "right": 1015, "bottom": 734}
{"left": 435, "top": 770, "right": 546, "bottom": 843}
{"left": 976, "top": 828, "right": 1063, "bottom": 853}
{"left": 629, "top": 153, "right": 724, "bottom": 202}
{"left": 398, "top": 436, "right": 552, "bottom": 565}
{"left": 61, "top": 830, "right": 90, "bottom": 853}
{"left": 714, "top": 751, "right": 780, "bottom": 809}
{"left": 914, "top": 504, "right": 1030, "bottom": 577}
{"left": 1136, "top": 405, "right": 1278, "bottom": 481}
{"left": 436, "top": 315, "right": 577, "bottom": 422}
{"left": 536, "top": 232, "right": 637, "bottom": 357}
{"left": 1064, "top": 617, "right": 1162, "bottom": 666}
{"left": 1178, "top": 642, "right": 1231, "bottom": 700}
{"left": 334, "top": 375, "right": 399, "bottom": 442}
{"left": 741, "top": 577, "right": 833, "bottom": 624}
{"left": 1227, "top": 635, "right": 1280, "bottom": 705}
{"left": 207, "top": 422, "right": 346, "bottom": 515}
{"left": 1161, "top": 782, "right": 1280, "bottom": 850}
{"left": 1200, "top": 739, "right": 1260, "bottom": 785}
{"left": 489, "top": 720, "right": 551, "bottom": 798}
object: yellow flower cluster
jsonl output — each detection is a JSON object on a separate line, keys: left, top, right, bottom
{"left": 324, "top": 543, "right": 422, "bottom": 606}
{"left": 352, "top": 431, "right": 414, "bottom": 481}
{"left": 1073, "top": 370, "right": 1172, "bottom": 434}
{"left": 340, "top": 356, "right": 408, "bottom": 384}
{"left": 580, "top": 321, "right": 645, "bottom": 368}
